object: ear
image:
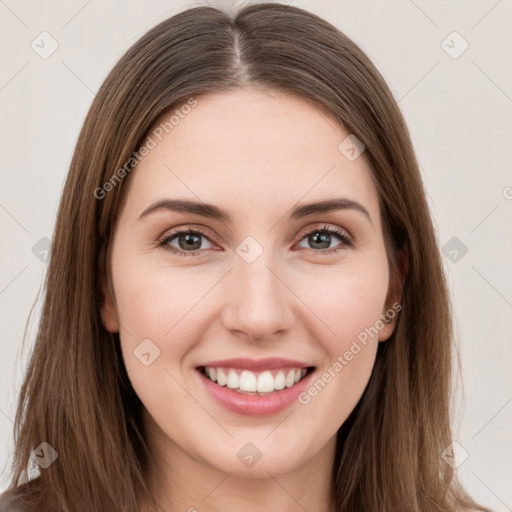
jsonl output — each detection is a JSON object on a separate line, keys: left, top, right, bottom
{"left": 378, "top": 242, "right": 408, "bottom": 342}
{"left": 99, "top": 246, "right": 120, "bottom": 333}
{"left": 100, "top": 279, "right": 120, "bottom": 333}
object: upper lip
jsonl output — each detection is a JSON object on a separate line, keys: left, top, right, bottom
{"left": 197, "top": 357, "right": 313, "bottom": 372}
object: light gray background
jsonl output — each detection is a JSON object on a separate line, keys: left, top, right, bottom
{"left": 1, "top": 0, "right": 511, "bottom": 509}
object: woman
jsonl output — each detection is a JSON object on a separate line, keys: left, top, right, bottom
{"left": 0, "top": 2, "right": 490, "bottom": 511}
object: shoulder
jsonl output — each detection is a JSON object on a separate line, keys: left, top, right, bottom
{"left": 0, "top": 480, "right": 41, "bottom": 512}
{"left": 0, "top": 493, "right": 23, "bottom": 511}
{"left": 0, "top": 490, "right": 26, "bottom": 512}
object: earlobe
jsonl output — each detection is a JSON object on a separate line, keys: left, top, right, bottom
{"left": 99, "top": 243, "right": 120, "bottom": 333}
{"left": 100, "top": 275, "right": 120, "bottom": 333}
{"left": 378, "top": 242, "right": 408, "bottom": 342}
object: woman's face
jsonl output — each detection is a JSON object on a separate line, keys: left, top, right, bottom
{"left": 102, "top": 87, "right": 401, "bottom": 480}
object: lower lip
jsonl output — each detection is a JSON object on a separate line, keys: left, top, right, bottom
{"left": 196, "top": 368, "right": 315, "bottom": 416}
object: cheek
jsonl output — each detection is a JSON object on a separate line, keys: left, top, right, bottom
{"left": 112, "top": 261, "right": 207, "bottom": 422}
{"left": 111, "top": 255, "right": 223, "bottom": 388}
{"left": 292, "top": 288, "right": 384, "bottom": 432}
{"left": 112, "top": 250, "right": 207, "bottom": 337}
{"left": 290, "top": 257, "right": 388, "bottom": 410}
{"left": 293, "top": 257, "right": 389, "bottom": 346}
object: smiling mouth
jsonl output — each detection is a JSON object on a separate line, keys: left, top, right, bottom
{"left": 197, "top": 365, "right": 316, "bottom": 395}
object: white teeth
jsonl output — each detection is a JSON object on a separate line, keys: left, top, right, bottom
{"left": 239, "top": 370, "right": 257, "bottom": 392}
{"left": 202, "top": 366, "right": 310, "bottom": 393}
{"left": 227, "top": 369, "right": 239, "bottom": 389}
{"left": 216, "top": 368, "right": 227, "bottom": 386}
{"left": 274, "top": 371, "right": 285, "bottom": 390}
{"left": 285, "top": 369, "right": 295, "bottom": 388}
{"left": 256, "top": 371, "right": 274, "bottom": 392}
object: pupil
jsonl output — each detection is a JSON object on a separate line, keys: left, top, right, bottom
{"left": 311, "top": 232, "right": 330, "bottom": 249}
{"left": 180, "top": 233, "right": 201, "bottom": 250}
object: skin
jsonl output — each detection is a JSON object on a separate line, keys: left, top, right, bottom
{"left": 101, "top": 87, "right": 403, "bottom": 512}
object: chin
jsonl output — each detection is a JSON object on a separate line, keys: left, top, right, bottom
{"left": 200, "top": 442, "right": 311, "bottom": 479}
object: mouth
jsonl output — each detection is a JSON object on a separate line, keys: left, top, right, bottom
{"left": 197, "top": 365, "right": 316, "bottom": 396}
{"left": 194, "top": 357, "right": 317, "bottom": 415}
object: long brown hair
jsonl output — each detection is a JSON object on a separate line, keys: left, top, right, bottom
{"left": 1, "top": 3, "right": 489, "bottom": 511}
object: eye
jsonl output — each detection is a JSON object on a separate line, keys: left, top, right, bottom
{"left": 158, "top": 224, "right": 354, "bottom": 257}
{"left": 295, "top": 224, "right": 353, "bottom": 254}
{"left": 158, "top": 227, "right": 217, "bottom": 257}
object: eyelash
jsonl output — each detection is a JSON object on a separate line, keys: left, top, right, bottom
{"left": 157, "top": 224, "right": 354, "bottom": 257}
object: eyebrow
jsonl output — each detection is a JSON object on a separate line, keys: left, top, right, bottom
{"left": 138, "top": 197, "right": 372, "bottom": 225}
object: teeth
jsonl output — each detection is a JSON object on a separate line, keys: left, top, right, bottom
{"left": 216, "top": 368, "right": 227, "bottom": 386}
{"left": 285, "top": 369, "right": 295, "bottom": 388}
{"left": 274, "top": 371, "right": 285, "bottom": 390}
{"left": 227, "top": 369, "right": 239, "bottom": 389}
{"left": 202, "top": 366, "right": 310, "bottom": 393}
{"left": 239, "top": 370, "right": 257, "bottom": 391}
{"left": 257, "top": 371, "right": 274, "bottom": 392}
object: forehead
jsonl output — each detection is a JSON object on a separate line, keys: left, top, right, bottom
{"left": 120, "top": 87, "right": 380, "bottom": 224}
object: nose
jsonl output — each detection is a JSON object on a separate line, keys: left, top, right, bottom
{"left": 221, "top": 245, "right": 296, "bottom": 343}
